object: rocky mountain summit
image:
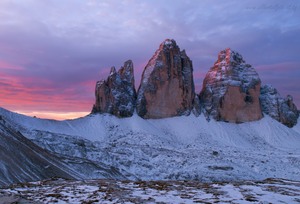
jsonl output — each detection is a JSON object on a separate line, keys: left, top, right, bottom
{"left": 260, "top": 85, "right": 299, "bottom": 127}
{"left": 136, "top": 39, "right": 195, "bottom": 118}
{"left": 92, "top": 60, "right": 136, "bottom": 117}
{"left": 92, "top": 40, "right": 298, "bottom": 127}
{"left": 199, "top": 48, "right": 263, "bottom": 123}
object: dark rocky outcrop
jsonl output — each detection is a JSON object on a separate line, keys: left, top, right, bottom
{"left": 92, "top": 60, "right": 136, "bottom": 117}
{"left": 200, "top": 48, "right": 263, "bottom": 123}
{"left": 136, "top": 39, "right": 195, "bottom": 119}
{"left": 260, "top": 85, "right": 299, "bottom": 127}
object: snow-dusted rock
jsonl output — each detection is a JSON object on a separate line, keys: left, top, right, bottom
{"left": 92, "top": 60, "right": 136, "bottom": 117}
{"left": 260, "top": 85, "right": 299, "bottom": 127}
{"left": 0, "top": 119, "right": 75, "bottom": 186}
{"left": 200, "top": 48, "right": 263, "bottom": 123}
{"left": 136, "top": 39, "right": 195, "bottom": 119}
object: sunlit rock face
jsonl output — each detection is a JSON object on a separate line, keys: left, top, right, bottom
{"left": 92, "top": 60, "right": 136, "bottom": 117}
{"left": 136, "top": 39, "right": 195, "bottom": 119}
{"left": 200, "top": 48, "right": 263, "bottom": 123}
{"left": 260, "top": 85, "right": 299, "bottom": 127}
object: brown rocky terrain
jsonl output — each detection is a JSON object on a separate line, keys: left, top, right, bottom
{"left": 1, "top": 178, "right": 299, "bottom": 203}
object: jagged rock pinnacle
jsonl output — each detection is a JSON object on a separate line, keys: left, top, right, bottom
{"left": 92, "top": 60, "right": 136, "bottom": 117}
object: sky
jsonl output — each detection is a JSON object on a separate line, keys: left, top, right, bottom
{"left": 0, "top": 0, "right": 299, "bottom": 120}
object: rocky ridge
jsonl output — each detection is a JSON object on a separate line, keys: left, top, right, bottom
{"left": 260, "top": 85, "right": 299, "bottom": 127}
{"left": 92, "top": 39, "right": 298, "bottom": 127}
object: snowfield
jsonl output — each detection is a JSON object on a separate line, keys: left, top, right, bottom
{"left": 1, "top": 178, "right": 300, "bottom": 203}
{"left": 0, "top": 107, "right": 300, "bottom": 183}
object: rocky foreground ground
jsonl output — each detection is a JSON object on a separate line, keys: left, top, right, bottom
{"left": 0, "top": 178, "right": 299, "bottom": 204}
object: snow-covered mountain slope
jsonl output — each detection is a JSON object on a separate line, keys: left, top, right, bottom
{"left": 293, "top": 118, "right": 300, "bottom": 134}
{"left": 0, "top": 118, "right": 78, "bottom": 186}
{"left": 0, "top": 107, "right": 300, "bottom": 182}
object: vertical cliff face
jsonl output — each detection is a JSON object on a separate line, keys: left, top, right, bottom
{"left": 200, "top": 48, "right": 263, "bottom": 123}
{"left": 136, "top": 39, "right": 195, "bottom": 119}
{"left": 92, "top": 60, "right": 136, "bottom": 117}
{"left": 260, "top": 85, "right": 299, "bottom": 127}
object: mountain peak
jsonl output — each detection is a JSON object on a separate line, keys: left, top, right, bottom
{"left": 217, "top": 48, "right": 245, "bottom": 66}
{"left": 200, "top": 48, "right": 262, "bottom": 123}
{"left": 92, "top": 60, "right": 136, "bottom": 117}
{"left": 123, "top": 60, "right": 133, "bottom": 70}
{"left": 136, "top": 39, "right": 195, "bottom": 118}
{"left": 110, "top": 66, "right": 116, "bottom": 75}
{"left": 160, "top": 39, "right": 177, "bottom": 50}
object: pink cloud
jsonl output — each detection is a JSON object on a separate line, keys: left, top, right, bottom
{"left": 0, "top": 60, "right": 24, "bottom": 70}
{"left": 0, "top": 71, "right": 95, "bottom": 117}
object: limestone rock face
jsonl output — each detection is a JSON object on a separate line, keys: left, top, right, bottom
{"left": 200, "top": 48, "right": 263, "bottom": 123}
{"left": 92, "top": 60, "right": 136, "bottom": 117}
{"left": 260, "top": 85, "right": 299, "bottom": 127}
{"left": 136, "top": 39, "right": 195, "bottom": 119}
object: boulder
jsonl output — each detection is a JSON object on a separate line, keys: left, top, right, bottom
{"left": 136, "top": 39, "right": 195, "bottom": 119}
{"left": 92, "top": 60, "right": 136, "bottom": 117}
{"left": 260, "top": 85, "right": 299, "bottom": 127}
{"left": 199, "top": 48, "right": 263, "bottom": 123}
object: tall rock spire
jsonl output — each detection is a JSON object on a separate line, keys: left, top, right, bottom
{"left": 92, "top": 60, "right": 136, "bottom": 117}
{"left": 200, "top": 48, "right": 263, "bottom": 123}
{"left": 136, "top": 39, "right": 195, "bottom": 118}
